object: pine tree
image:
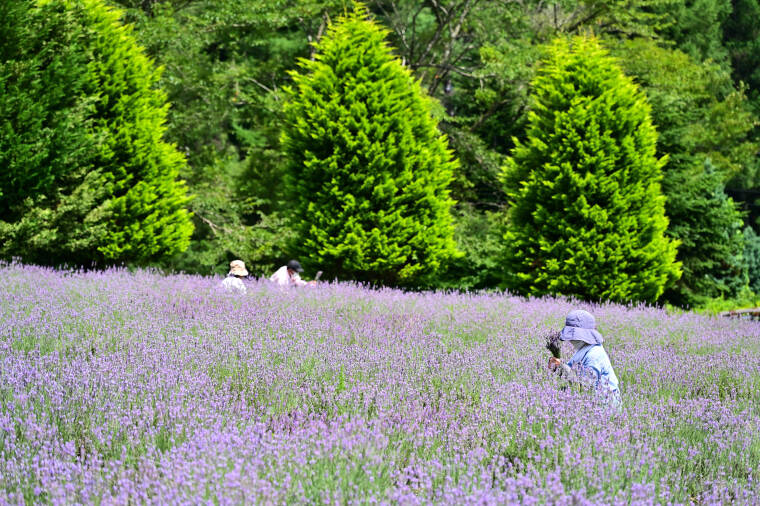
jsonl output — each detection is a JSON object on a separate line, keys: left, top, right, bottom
{"left": 610, "top": 39, "right": 754, "bottom": 305}
{"left": 0, "top": 0, "right": 193, "bottom": 265}
{"left": 281, "top": 5, "right": 458, "bottom": 287}
{"left": 662, "top": 160, "right": 747, "bottom": 306}
{"left": 502, "top": 36, "right": 681, "bottom": 303}
{"left": 0, "top": 0, "right": 96, "bottom": 222}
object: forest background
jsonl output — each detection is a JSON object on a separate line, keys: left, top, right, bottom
{"left": 4, "top": 0, "right": 760, "bottom": 309}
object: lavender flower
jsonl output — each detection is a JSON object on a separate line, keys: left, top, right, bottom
{"left": 0, "top": 260, "right": 758, "bottom": 504}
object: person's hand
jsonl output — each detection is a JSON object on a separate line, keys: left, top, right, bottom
{"left": 548, "top": 357, "right": 561, "bottom": 371}
{"left": 308, "top": 280, "right": 317, "bottom": 286}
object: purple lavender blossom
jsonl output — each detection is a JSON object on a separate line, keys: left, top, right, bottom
{"left": 0, "top": 261, "right": 759, "bottom": 504}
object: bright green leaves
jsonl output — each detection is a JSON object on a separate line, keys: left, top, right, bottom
{"left": 0, "top": 0, "right": 193, "bottom": 266}
{"left": 282, "top": 5, "right": 458, "bottom": 287}
{"left": 502, "top": 36, "right": 681, "bottom": 303}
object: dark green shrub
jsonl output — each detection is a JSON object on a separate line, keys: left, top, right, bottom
{"left": 661, "top": 160, "right": 747, "bottom": 306}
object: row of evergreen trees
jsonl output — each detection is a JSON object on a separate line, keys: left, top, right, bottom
{"left": 1, "top": 0, "right": 757, "bottom": 306}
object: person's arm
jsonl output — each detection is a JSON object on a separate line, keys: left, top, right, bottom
{"left": 292, "top": 272, "right": 307, "bottom": 286}
{"left": 549, "top": 357, "right": 582, "bottom": 384}
{"left": 558, "top": 363, "right": 577, "bottom": 381}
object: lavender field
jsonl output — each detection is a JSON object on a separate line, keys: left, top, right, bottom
{"left": 1, "top": 263, "right": 759, "bottom": 504}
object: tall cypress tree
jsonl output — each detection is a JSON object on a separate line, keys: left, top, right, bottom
{"left": 281, "top": 5, "right": 458, "bottom": 287}
{"left": 502, "top": 36, "right": 681, "bottom": 303}
{"left": 0, "top": 0, "right": 96, "bottom": 222}
{"left": 663, "top": 160, "right": 747, "bottom": 305}
{"left": 0, "top": 0, "right": 193, "bottom": 265}
{"left": 78, "top": 0, "right": 193, "bottom": 261}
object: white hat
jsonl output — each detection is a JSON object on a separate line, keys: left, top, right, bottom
{"left": 228, "top": 260, "right": 248, "bottom": 277}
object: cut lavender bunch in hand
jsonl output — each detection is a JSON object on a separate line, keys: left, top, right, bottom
{"left": 545, "top": 330, "right": 562, "bottom": 358}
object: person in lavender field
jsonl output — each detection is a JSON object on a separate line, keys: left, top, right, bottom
{"left": 221, "top": 260, "right": 248, "bottom": 294}
{"left": 548, "top": 309, "right": 621, "bottom": 409}
{"left": 269, "top": 259, "right": 316, "bottom": 287}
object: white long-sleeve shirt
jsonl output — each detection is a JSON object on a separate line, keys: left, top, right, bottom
{"left": 221, "top": 276, "right": 246, "bottom": 294}
{"left": 269, "top": 266, "right": 306, "bottom": 287}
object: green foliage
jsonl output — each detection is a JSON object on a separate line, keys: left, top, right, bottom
{"left": 724, "top": 0, "right": 760, "bottom": 99}
{"left": 161, "top": 157, "right": 293, "bottom": 276}
{"left": 502, "top": 36, "right": 681, "bottom": 303}
{"left": 0, "top": 0, "right": 110, "bottom": 265}
{"left": 657, "top": 0, "right": 732, "bottom": 63}
{"left": 4, "top": 0, "right": 759, "bottom": 299}
{"left": 611, "top": 39, "right": 758, "bottom": 187}
{"left": 412, "top": 0, "right": 676, "bottom": 224}
{"left": 282, "top": 5, "right": 459, "bottom": 287}
{"left": 610, "top": 39, "right": 756, "bottom": 305}
{"left": 744, "top": 225, "right": 760, "bottom": 294}
{"left": 438, "top": 204, "right": 505, "bottom": 291}
{"left": 111, "top": 0, "right": 347, "bottom": 275}
{"left": 0, "top": 0, "right": 193, "bottom": 265}
{"left": 78, "top": 0, "right": 193, "bottom": 261}
{"left": 693, "top": 288, "right": 760, "bottom": 313}
{"left": 0, "top": 0, "right": 97, "bottom": 221}
{"left": 661, "top": 160, "right": 747, "bottom": 306}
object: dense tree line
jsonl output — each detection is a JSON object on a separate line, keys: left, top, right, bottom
{"left": 2, "top": 0, "right": 760, "bottom": 306}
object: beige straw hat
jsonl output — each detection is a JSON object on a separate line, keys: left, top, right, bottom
{"left": 228, "top": 260, "right": 248, "bottom": 277}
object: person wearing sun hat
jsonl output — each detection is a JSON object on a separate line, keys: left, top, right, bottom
{"left": 221, "top": 259, "right": 248, "bottom": 294}
{"left": 548, "top": 309, "right": 621, "bottom": 407}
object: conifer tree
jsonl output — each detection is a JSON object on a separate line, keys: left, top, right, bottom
{"left": 502, "top": 36, "right": 681, "bottom": 303}
{"left": 0, "top": 0, "right": 95, "bottom": 222}
{"left": 662, "top": 160, "right": 747, "bottom": 306}
{"left": 0, "top": 0, "right": 193, "bottom": 265}
{"left": 281, "top": 5, "right": 458, "bottom": 287}
{"left": 78, "top": 0, "right": 193, "bottom": 261}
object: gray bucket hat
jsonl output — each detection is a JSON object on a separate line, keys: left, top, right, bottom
{"left": 559, "top": 309, "right": 604, "bottom": 345}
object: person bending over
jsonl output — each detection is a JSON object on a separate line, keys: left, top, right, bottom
{"left": 269, "top": 259, "right": 314, "bottom": 287}
{"left": 548, "top": 309, "right": 621, "bottom": 409}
